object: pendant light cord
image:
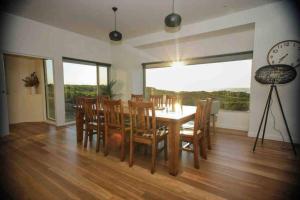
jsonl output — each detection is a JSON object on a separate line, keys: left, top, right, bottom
{"left": 114, "top": 11, "right": 117, "bottom": 31}
{"left": 172, "top": 0, "right": 175, "bottom": 13}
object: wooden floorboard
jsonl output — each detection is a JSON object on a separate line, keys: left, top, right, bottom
{"left": 0, "top": 122, "right": 299, "bottom": 200}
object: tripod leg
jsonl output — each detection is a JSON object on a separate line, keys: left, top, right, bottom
{"left": 253, "top": 86, "right": 273, "bottom": 152}
{"left": 261, "top": 86, "right": 274, "bottom": 144}
{"left": 274, "top": 86, "right": 297, "bottom": 155}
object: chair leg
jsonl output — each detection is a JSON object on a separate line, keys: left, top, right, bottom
{"left": 104, "top": 129, "right": 109, "bottom": 156}
{"left": 179, "top": 138, "right": 183, "bottom": 155}
{"left": 200, "top": 137, "right": 207, "bottom": 160}
{"left": 89, "top": 131, "right": 93, "bottom": 142}
{"left": 96, "top": 131, "right": 100, "bottom": 152}
{"left": 193, "top": 138, "right": 200, "bottom": 169}
{"left": 83, "top": 130, "right": 88, "bottom": 148}
{"left": 207, "top": 128, "right": 212, "bottom": 150}
{"left": 144, "top": 145, "right": 148, "bottom": 155}
{"left": 212, "top": 114, "right": 216, "bottom": 135}
{"left": 129, "top": 136, "right": 134, "bottom": 167}
{"left": 164, "top": 137, "right": 168, "bottom": 161}
{"left": 120, "top": 133, "right": 125, "bottom": 162}
{"left": 151, "top": 142, "right": 156, "bottom": 174}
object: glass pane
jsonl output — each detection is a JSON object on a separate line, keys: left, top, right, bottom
{"left": 145, "top": 59, "right": 252, "bottom": 111}
{"left": 44, "top": 59, "right": 55, "bottom": 120}
{"left": 99, "top": 66, "right": 108, "bottom": 86}
{"left": 63, "top": 61, "right": 97, "bottom": 122}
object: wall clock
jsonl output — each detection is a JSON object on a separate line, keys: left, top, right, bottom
{"left": 267, "top": 40, "right": 300, "bottom": 67}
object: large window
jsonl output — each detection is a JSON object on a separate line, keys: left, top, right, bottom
{"left": 144, "top": 54, "right": 252, "bottom": 111}
{"left": 44, "top": 59, "right": 55, "bottom": 120}
{"left": 63, "top": 58, "right": 109, "bottom": 122}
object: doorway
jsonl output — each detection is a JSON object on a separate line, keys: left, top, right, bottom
{"left": 3, "top": 54, "right": 55, "bottom": 125}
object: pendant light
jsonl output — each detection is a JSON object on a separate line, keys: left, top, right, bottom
{"left": 109, "top": 7, "right": 122, "bottom": 41}
{"left": 165, "top": 0, "right": 182, "bottom": 27}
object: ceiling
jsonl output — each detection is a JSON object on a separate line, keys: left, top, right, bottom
{"left": 1, "top": 0, "right": 279, "bottom": 41}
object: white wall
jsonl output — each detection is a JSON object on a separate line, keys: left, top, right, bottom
{"left": 137, "top": 24, "right": 254, "bottom": 61}
{"left": 115, "top": 1, "right": 300, "bottom": 143}
{"left": 0, "top": 12, "right": 111, "bottom": 127}
{"left": 111, "top": 43, "right": 154, "bottom": 100}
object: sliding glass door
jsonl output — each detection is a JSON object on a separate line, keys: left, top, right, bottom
{"left": 44, "top": 59, "right": 55, "bottom": 120}
{"left": 63, "top": 58, "right": 109, "bottom": 122}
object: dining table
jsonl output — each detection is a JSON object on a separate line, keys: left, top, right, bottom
{"left": 76, "top": 102, "right": 196, "bottom": 176}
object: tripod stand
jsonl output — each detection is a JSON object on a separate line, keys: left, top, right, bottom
{"left": 252, "top": 84, "right": 297, "bottom": 155}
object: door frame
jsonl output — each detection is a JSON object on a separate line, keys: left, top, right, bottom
{"left": 2, "top": 52, "right": 56, "bottom": 127}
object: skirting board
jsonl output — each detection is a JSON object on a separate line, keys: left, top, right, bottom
{"left": 248, "top": 131, "right": 300, "bottom": 144}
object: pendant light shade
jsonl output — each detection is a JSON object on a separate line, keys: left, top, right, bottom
{"left": 165, "top": 0, "right": 182, "bottom": 27}
{"left": 109, "top": 7, "right": 122, "bottom": 41}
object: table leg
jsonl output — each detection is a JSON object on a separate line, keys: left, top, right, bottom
{"left": 76, "top": 111, "right": 83, "bottom": 143}
{"left": 168, "top": 121, "right": 180, "bottom": 176}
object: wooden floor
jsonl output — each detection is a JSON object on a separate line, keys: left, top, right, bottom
{"left": 0, "top": 123, "right": 299, "bottom": 200}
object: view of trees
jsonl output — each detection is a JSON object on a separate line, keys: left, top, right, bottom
{"left": 145, "top": 87, "right": 250, "bottom": 111}
{"left": 64, "top": 85, "right": 98, "bottom": 121}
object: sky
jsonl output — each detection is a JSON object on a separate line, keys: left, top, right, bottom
{"left": 146, "top": 59, "right": 252, "bottom": 92}
{"left": 62, "top": 62, "right": 107, "bottom": 85}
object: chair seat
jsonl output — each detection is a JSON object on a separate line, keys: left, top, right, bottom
{"left": 135, "top": 129, "right": 168, "bottom": 139}
{"left": 181, "top": 121, "right": 194, "bottom": 130}
{"left": 180, "top": 129, "right": 202, "bottom": 138}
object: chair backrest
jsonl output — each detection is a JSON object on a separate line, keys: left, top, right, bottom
{"left": 103, "top": 99, "right": 124, "bottom": 131}
{"left": 165, "top": 95, "right": 177, "bottom": 111}
{"left": 203, "top": 98, "right": 213, "bottom": 131}
{"left": 84, "top": 98, "right": 97, "bottom": 123}
{"left": 131, "top": 94, "right": 144, "bottom": 102}
{"left": 193, "top": 101, "right": 205, "bottom": 135}
{"left": 149, "top": 95, "right": 163, "bottom": 108}
{"left": 193, "top": 98, "right": 212, "bottom": 135}
{"left": 75, "top": 96, "right": 87, "bottom": 113}
{"left": 128, "top": 100, "right": 156, "bottom": 138}
{"left": 96, "top": 95, "right": 110, "bottom": 110}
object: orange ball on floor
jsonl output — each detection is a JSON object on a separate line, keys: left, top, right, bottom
{"left": 108, "top": 132, "right": 122, "bottom": 149}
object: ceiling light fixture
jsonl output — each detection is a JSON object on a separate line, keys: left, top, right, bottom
{"left": 172, "top": 61, "right": 185, "bottom": 68}
{"left": 109, "top": 7, "right": 122, "bottom": 41}
{"left": 165, "top": 0, "right": 182, "bottom": 28}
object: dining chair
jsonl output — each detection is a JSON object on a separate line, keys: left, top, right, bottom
{"left": 102, "top": 99, "right": 128, "bottom": 161}
{"left": 149, "top": 95, "right": 163, "bottom": 108}
{"left": 75, "top": 96, "right": 87, "bottom": 143}
{"left": 131, "top": 94, "right": 144, "bottom": 102}
{"left": 165, "top": 95, "right": 177, "bottom": 111}
{"left": 83, "top": 98, "right": 103, "bottom": 152}
{"left": 128, "top": 100, "right": 168, "bottom": 174}
{"left": 203, "top": 98, "right": 213, "bottom": 150}
{"left": 179, "top": 99, "right": 211, "bottom": 169}
{"left": 181, "top": 98, "right": 213, "bottom": 149}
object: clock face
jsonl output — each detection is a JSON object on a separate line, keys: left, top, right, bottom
{"left": 267, "top": 40, "right": 300, "bottom": 67}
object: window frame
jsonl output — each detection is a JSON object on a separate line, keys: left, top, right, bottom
{"left": 62, "top": 57, "right": 111, "bottom": 122}
{"left": 43, "top": 59, "right": 56, "bottom": 121}
{"left": 142, "top": 51, "right": 253, "bottom": 112}
{"left": 142, "top": 51, "right": 253, "bottom": 97}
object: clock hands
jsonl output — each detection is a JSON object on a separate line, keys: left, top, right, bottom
{"left": 278, "top": 53, "right": 288, "bottom": 63}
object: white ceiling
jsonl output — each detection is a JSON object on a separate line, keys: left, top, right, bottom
{"left": 1, "top": 0, "right": 279, "bottom": 41}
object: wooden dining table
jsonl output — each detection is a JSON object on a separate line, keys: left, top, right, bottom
{"left": 76, "top": 102, "right": 196, "bottom": 176}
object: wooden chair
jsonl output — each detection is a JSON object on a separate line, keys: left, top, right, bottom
{"left": 75, "top": 96, "right": 86, "bottom": 143}
{"left": 149, "top": 95, "right": 163, "bottom": 108}
{"left": 102, "top": 99, "right": 127, "bottom": 161}
{"left": 203, "top": 98, "right": 213, "bottom": 150}
{"left": 83, "top": 98, "right": 103, "bottom": 152}
{"left": 180, "top": 99, "right": 211, "bottom": 169}
{"left": 165, "top": 95, "right": 177, "bottom": 111}
{"left": 128, "top": 101, "right": 168, "bottom": 174}
{"left": 131, "top": 94, "right": 144, "bottom": 102}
